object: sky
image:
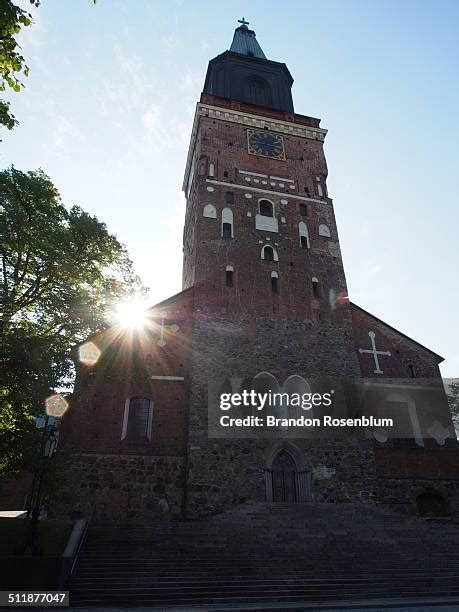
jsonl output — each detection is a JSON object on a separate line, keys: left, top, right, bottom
{"left": 2, "top": 0, "right": 459, "bottom": 377}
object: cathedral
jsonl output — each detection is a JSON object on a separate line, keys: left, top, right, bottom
{"left": 62, "top": 20, "right": 458, "bottom": 520}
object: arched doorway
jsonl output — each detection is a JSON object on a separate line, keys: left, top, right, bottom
{"left": 416, "top": 491, "right": 449, "bottom": 518}
{"left": 272, "top": 450, "right": 297, "bottom": 502}
{"left": 264, "top": 441, "right": 312, "bottom": 503}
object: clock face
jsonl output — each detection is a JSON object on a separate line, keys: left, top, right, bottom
{"left": 247, "top": 129, "right": 285, "bottom": 160}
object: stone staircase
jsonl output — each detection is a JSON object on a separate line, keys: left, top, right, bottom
{"left": 68, "top": 502, "right": 459, "bottom": 608}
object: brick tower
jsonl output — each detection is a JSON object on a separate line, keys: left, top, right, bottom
{"left": 181, "top": 20, "right": 376, "bottom": 515}
{"left": 183, "top": 20, "right": 347, "bottom": 323}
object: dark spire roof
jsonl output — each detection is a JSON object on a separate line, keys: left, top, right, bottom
{"left": 230, "top": 18, "right": 266, "bottom": 59}
{"left": 202, "top": 19, "right": 294, "bottom": 113}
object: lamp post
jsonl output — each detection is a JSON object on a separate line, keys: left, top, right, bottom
{"left": 26, "top": 394, "right": 68, "bottom": 556}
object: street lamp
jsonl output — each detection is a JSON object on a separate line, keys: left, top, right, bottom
{"left": 25, "top": 394, "right": 69, "bottom": 555}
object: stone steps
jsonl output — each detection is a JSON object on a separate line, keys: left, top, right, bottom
{"left": 68, "top": 502, "right": 459, "bottom": 607}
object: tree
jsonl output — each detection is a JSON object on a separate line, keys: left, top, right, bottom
{"left": 0, "top": 0, "right": 39, "bottom": 131}
{"left": 0, "top": 166, "right": 145, "bottom": 474}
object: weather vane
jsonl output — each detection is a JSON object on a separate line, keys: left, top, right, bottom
{"left": 238, "top": 17, "right": 250, "bottom": 27}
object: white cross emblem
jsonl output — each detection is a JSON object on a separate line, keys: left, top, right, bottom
{"left": 157, "top": 311, "right": 180, "bottom": 347}
{"left": 359, "top": 331, "right": 391, "bottom": 374}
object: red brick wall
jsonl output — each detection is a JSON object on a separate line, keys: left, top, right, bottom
{"left": 375, "top": 445, "right": 459, "bottom": 479}
{"left": 351, "top": 303, "right": 459, "bottom": 480}
{"left": 351, "top": 303, "right": 442, "bottom": 379}
{"left": 61, "top": 290, "right": 193, "bottom": 457}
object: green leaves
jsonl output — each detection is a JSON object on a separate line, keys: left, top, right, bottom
{"left": 0, "top": 0, "right": 34, "bottom": 130}
{"left": 0, "top": 100, "right": 17, "bottom": 130}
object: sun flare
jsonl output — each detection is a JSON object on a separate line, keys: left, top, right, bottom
{"left": 113, "top": 298, "right": 149, "bottom": 329}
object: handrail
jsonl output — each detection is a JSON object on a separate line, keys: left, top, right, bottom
{"left": 70, "top": 510, "right": 95, "bottom": 576}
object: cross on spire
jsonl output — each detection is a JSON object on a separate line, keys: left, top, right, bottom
{"left": 238, "top": 17, "right": 250, "bottom": 27}
{"left": 358, "top": 331, "right": 391, "bottom": 374}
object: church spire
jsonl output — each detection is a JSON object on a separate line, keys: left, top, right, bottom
{"left": 202, "top": 19, "right": 294, "bottom": 112}
{"left": 229, "top": 18, "right": 266, "bottom": 59}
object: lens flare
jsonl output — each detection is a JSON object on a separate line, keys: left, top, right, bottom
{"left": 45, "top": 394, "right": 69, "bottom": 418}
{"left": 79, "top": 341, "right": 101, "bottom": 366}
{"left": 114, "top": 298, "right": 149, "bottom": 329}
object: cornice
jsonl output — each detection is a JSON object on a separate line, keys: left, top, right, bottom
{"left": 182, "top": 102, "right": 328, "bottom": 192}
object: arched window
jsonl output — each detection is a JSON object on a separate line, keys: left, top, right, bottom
{"left": 259, "top": 199, "right": 274, "bottom": 217}
{"left": 416, "top": 491, "right": 449, "bottom": 518}
{"left": 299, "top": 221, "right": 310, "bottom": 249}
{"left": 252, "top": 372, "right": 282, "bottom": 416}
{"left": 242, "top": 75, "right": 273, "bottom": 108}
{"left": 208, "top": 162, "right": 215, "bottom": 178}
{"left": 408, "top": 364, "right": 417, "bottom": 378}
{"left": 203, "top": 204, "right": 216, "bottom": 218}
{"left": 121, "top": 397, "right": 153, "bottom": 443}
{"left": 318, "top": 224, "right": 331, "bottom": 238}
{"left": 261, "top": 245, "right": 278, "bottom": 262}
{"left": 284, "top": 375, "right": 312, "bottom": 421}
{"left": 271, "top": 271, "right": 279, "bottom": 294}
{"left": 226, "top": 265, "right": 234, "bottom": 287}
{"left": 221, "top": 207, "right": 234, "bottom": 238}
{"left": 312, "top": 277, "right": 320, "bottom": 298}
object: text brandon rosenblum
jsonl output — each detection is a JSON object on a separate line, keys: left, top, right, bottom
{"left": 220, "top": 414, "right": 393, "bottom": 428}
{"left": 217, "top": 390, "right": 393, "bottom": 429}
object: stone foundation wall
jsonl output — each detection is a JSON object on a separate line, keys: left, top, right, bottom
{"left": 376, "top": 477, "right": 459, "bottom": 516}
{"left": 184, "top": 314, "right": 377, "bottom": 516}
{"left": 58, "top": 453, "right": 186, "bottom": 521}
{"left": 186, "top": 438, "right": 378, "bottom": 515}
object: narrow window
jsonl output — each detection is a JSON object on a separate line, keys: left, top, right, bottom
{"left": 408, "top": 364, "right": 417, "bottom": 378}
{"left": 299, "top": 221, "right": 310, "bottom": 249}
{"left": 226, "top": 191, "right": 234, "bottom": 205}
{"left": 208, "top": 162, "right": 215, "bottom": 177}
{"left": 299, "top": 203, "right": 308, "bottom": 217}
{"left": 312, "top": 277, "right": 320, "bottom": 298}
{"left": 226, "top": 269, "right": 233, "bottom": 287}
{"left": 122, "top": 397, "right": 152, "bottom": 443}
{"left": 271, "top": 273, "right": 279, "bottom": 294}
{"left": 223, "top": 171, "right": 228, "bottom": 178}
{"left": 263, "top": 246, "right": 275, "bottom": 261}
{"left": 315, "top": 176, "right": 328, "bottom": 197}
{"left": 259, "top": 199, "right": 274, "bottom": 217}
{"left": 221, "top": 207, "right": 234, "bottom": 238}
{"left": 222, "top": 222, "right": 232, "bottom": 238}
{"left": 316, "top": 176, "right": 323, "bottom": 197}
